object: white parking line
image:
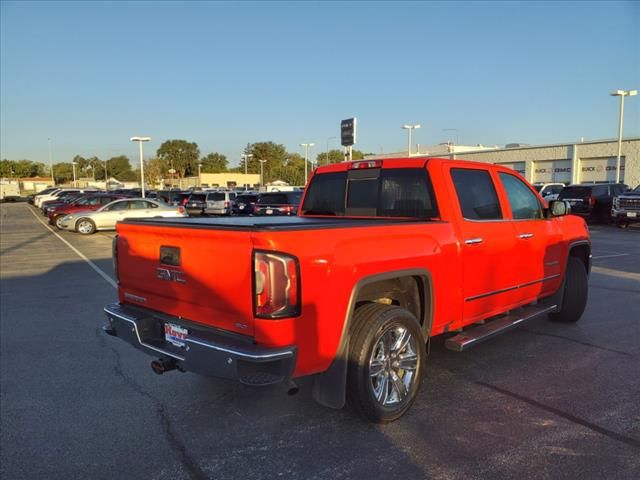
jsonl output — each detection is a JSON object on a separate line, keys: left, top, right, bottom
{"left": 28, "top": 207, "right": 117, "bottom": 289}
{"left": 591, "top": 253, "right": 630, "bottom": 260}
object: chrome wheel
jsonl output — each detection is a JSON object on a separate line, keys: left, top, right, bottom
{"left": 77, "top": 220, "right": 94, "bottom": 234}
{"left": 55, "top": 216, "right": 64, "bottom": 229}
{"left": 368, "top": 324, "right": 418, "bottom": 406}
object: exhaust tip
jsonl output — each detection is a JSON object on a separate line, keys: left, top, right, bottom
{"left": 286, "top": 380, "right": 299, "bottom": 396}
{"left": 151, "top": 357, "right": 176, "bottom": 375}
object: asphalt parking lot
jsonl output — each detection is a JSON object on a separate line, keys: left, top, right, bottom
{"left": 1, "top": 202, "right": 639, "bottom": 480}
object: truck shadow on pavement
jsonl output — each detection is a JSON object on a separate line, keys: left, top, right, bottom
{"left": 2, "top": 249, "right": 639, "bottom": 479}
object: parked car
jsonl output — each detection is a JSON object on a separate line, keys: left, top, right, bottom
{"left": 104, "top": 157, "right": 590, "bottom": 423}
{"left": 533, "top": 183, "right": 565, "bottom": 201}
{"left": 41, "top": 192, "right": 86, "bottom": 215}
{"left": 232, "top": 193, "right": 260, "bottom": 215}
{"left": 204, "top": 191, "right": 237, "bottom": 215}
{"left": 612, "top": 184, "right": 640, "bottom": 228}
{"left": 254, "top": 191, "right": 303, "bottom": 216}
{"left": 558, "top": 183, "right": 628, "bottom": 223}
{"left": 157, "top": 190, "right": 191, "bottom": 207}
{"left": 36, "top": 188, "right": 100, "bottom": 209}
{"left": 57, "top": 198, "right": 187, "bottom": 235}
{"left": 48, "top": 194, "right": 126, "bottom": 228}
{"left": 34, "top": 188, "right": 63, "bottom": 208}
{"left": 184, "top": 192, "right": 207, "bottom": 215}
{"left": 31, "top": 187, "right": 59, "bottom": 205}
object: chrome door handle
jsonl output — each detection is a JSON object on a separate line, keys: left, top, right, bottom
{"left": 519, "top": 233, "right": 534, "bottom": 239}
{"left": 465, "top": 238, "right": 484, "bottom": 245}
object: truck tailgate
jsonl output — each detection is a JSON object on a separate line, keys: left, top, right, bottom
{"left": 116, "top": 222, "right": 256, "bottom": 336}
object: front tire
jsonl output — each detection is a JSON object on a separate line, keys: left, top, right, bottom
{"left": 76, "top": 218, "right": 96, "bottom": 235}
{"left": 347, "top": 304, "right": 425, "bottom": 423}
{"left": 549, "top": 256, "right": 588, "bottom": 323}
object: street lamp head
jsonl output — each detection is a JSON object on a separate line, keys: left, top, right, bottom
{"left": 130, "top": 136, "right": 151, "bottom": 142}
{"left": 610, "top": 90, "right": 638, "bottom": 97}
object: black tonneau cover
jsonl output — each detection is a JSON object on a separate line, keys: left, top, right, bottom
{"left": 121, "top": 215, "right": 430, "bottom": 232}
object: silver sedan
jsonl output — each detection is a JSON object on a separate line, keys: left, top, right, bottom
{"left": 57, "top": 198, "right": 188, "bottom": 235}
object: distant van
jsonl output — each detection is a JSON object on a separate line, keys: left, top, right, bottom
{"left": 204, "top": 191, "right": 237, "bottom": 215}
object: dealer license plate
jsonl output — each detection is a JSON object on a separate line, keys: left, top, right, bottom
{"left": 266, "top": 209, "right": 273, "bottom": 215}
{"left": 239, "top": 205, "right": 245, "bottom": 210}
{"left": 164, "top": 323, "right": 188, "bottom": 348}
{"left": 627, "top": 212, "right": 637, "bottom": 218}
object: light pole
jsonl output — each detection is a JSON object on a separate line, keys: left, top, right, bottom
{"left": 48, "top": 138, "right": 55, "bottom": 186}
{"left": 610, "top": 89, "right": 637, "bottom": 183}
{"left": 198, "top": 163, "right": 202, "bottom": 187}
{"left": 300, "top": 143, "right": 315, "bottom": 184}
{"left": 130, "top": 136, "right": 151, "bottom": 197}
{"left": 325, "top": 136, "right": 336, "bottom": 165}
{"left": 71, "top": 161, "right": 77, "bottom": 187}
{"left": 401, "top": 124, "right": 421, "bottom": 156}
{"left": 258, "top": 159, "right": 267, "bottom": 186}
{"left": 241, "top": 153, "right": 253, "bottom": 190}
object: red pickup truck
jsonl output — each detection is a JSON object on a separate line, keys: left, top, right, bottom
{"left": 104, "top": 158, "right": 590, "bottom": 422}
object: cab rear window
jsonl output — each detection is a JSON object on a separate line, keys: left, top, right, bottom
{"left": 301, "top": 168, "right": 438, "bottom": 218}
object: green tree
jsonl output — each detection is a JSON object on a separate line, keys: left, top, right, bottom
{"left": 106, "top": 155, "right": 134, "bottom": 180}
{"left": 144, "top": 157, "right": 165, "bottom": 187}
{"left": 315, "top": 149, "right": 365, "bottom": 165}
{"left": 242, "top": 142, "right": 287, "bottom": 183}
{"left": 200, "top": 152, "right": 228, "bottom": 173}
{"left": 157, "top": 139, "right": 200, "bottom": 179}
{"left": 53, "top": 163, "right": 74, "bottom": 184}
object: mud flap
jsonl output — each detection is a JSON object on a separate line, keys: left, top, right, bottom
{"left": 312, "top": 337, "right": 349, "bottom": 409}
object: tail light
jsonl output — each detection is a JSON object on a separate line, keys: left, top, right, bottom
{"left": 589, "top": 196, "right": 596, "bottom": 207}
{"left": 224, "top": 201, "right": 229, "bottom": 208}
{"left": 253, "top": 251, "right": 300, "bottom": 318}
{"left": 177, "top": 206, "right": 186, "bottom": 214}
{"left": 282, "top": 205, "right": 294, "bottom": 214}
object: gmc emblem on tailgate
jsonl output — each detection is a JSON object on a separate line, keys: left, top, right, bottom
{"left": 156, "top": 268, "right": 186, "bottom": 283}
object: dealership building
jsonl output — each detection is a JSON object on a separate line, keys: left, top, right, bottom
{"left": 366, "top": 137, "right": 640, "bottom": 186}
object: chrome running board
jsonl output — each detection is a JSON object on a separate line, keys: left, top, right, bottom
{"left": 445, "top": 304, "right": 558, "bottom": 352}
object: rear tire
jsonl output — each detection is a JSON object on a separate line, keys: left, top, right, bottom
{"left": 76, "top": 218, "right": 96, "bottom": 235}
{"left": 549, "top": 256, "right": 588, "bottom": 323}
{"left": 347, "top": 304, "right": 425, "bottom": 423}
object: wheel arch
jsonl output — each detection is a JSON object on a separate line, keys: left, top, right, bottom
{"left": 568, "top": 240, "right": 591, "bottom": 275}
{"left": 312, "top": 268, "right": 433, "bottom": 410}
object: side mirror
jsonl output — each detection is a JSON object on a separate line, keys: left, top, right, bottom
{"left": 549, "top": 200, "right": 570, "bottom": 217}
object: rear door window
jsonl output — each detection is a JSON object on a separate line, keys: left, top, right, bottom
{"left": 129, "top": 200, "right": 149, "bottom": 209}
{"left": 451, "top": 168, "right": 502, "bottom": 220}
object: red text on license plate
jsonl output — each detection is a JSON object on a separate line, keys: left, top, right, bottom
{"left": 164, "top": 323, "right": 188, "bottom": 347}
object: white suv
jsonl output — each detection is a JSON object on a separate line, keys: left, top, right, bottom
{"left": 533, "top": 183, "right": 565, "bottom": 201}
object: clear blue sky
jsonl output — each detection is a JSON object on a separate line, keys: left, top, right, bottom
{"left": 1, "top": 1, "right": 639, "bottom": 166}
